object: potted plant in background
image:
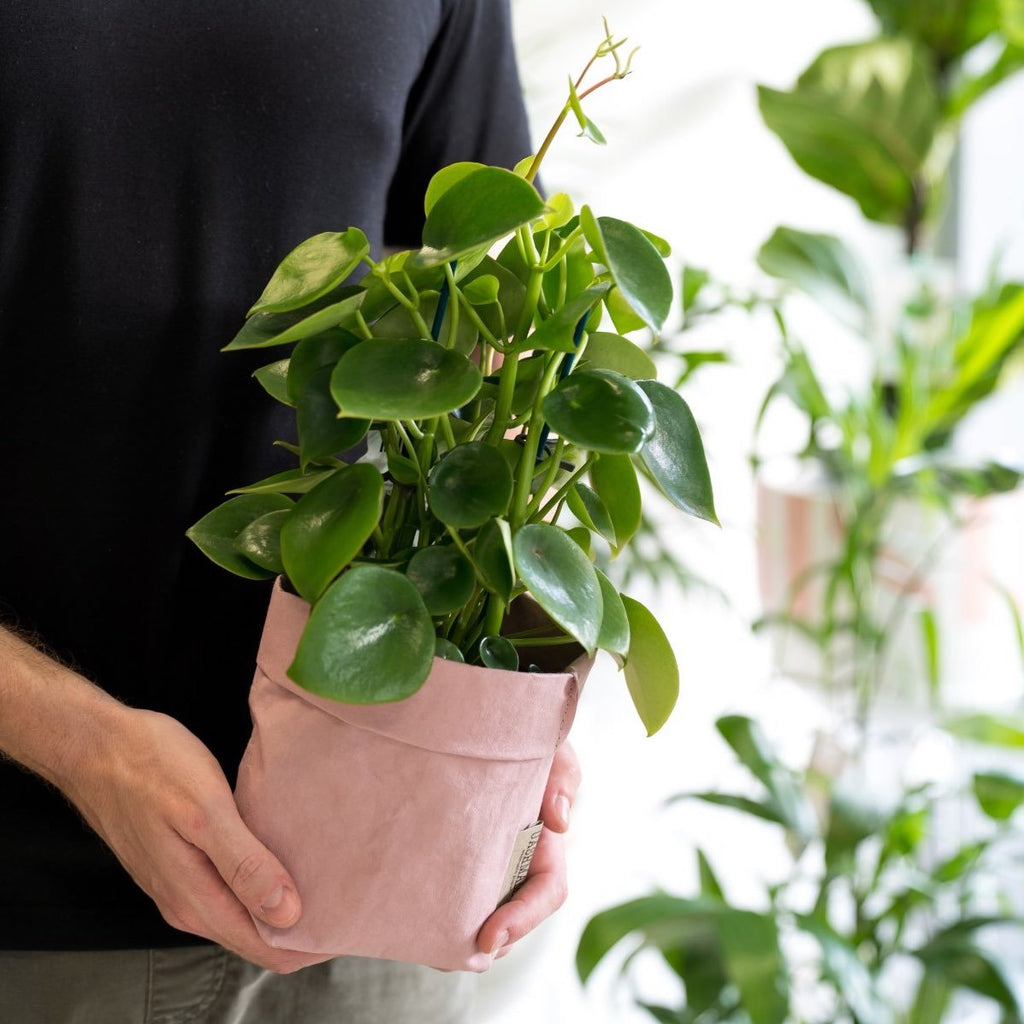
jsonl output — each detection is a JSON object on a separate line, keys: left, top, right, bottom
{"left": 186, "top": 22, "right": 717, "bottom": 972}
{"left": 577, "top": 713, "right": 1024, "bottom": 1023}
{"left": 679, "top": 0, "right": 1024, "bottom": 723}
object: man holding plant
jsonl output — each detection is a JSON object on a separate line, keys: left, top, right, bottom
{"left": 0, "top": 1, "right": 580, "bottom": 1020}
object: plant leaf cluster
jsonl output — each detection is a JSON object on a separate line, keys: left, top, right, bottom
{"left": 187, "top": 25, "right": 716, "bottom": 731}
{"left": 578, "top": 715, "right": 1024, "bottom": 1024}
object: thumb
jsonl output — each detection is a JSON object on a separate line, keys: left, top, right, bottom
{"left": 202, "top": 805, "right": 303, "bottom": 929}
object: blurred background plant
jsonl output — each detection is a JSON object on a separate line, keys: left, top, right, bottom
{"left": 575, "top": 2, "right": 1024, "bottom": 1021}
{"left": 666, "top": 0, "right": 1024, "bottom": 725}
{"left": 578, "top": 713, "right": 1024, "bottom": 1024}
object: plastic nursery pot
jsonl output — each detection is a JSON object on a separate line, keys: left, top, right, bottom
{"left": 234, "top": 578, "right": 591, "bottom": 972}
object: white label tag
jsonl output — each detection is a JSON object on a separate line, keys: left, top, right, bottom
{"left": 498, "top": 821, "right": 544, "bottom": 904}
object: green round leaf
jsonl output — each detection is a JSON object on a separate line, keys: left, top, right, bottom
{"left": 474, "top": 517, "right": 514, "bottom": 601}
{"left": 637, "top": 380, "right": 718, "bottom": 524}
{"left": 297, "top": 365, "right": 369, "bottom": 467}
{"left": 186, "top": 494, "right": 294, "bottom": 580}
{"left": 331, "top": 339, "right": 483, "bottom": 420}
{"left": 287, "top": 328, "right": 363, "bottom": 404}
{"left": 289, "top": 566, "right": 435, "bottom": 703}
{"left": 479, "top": 635, "right": 519, "bottom": 672}
{"left": 424, "top": 162, "right": 486, "bottom": 215}
{"left": 224, "top": 288, "right": 366, "bottom": 351}
{"left": 234, "top": 508, "right": 291, "bottom": 575}
{"left": 512, "top": 523, "right": 602, "bottom": 653}
{"left": 590, "top": 454, "right": 642, "bottom": 551}
{"left": 566, "top": 483, "right": 616, "bottom": 547}
{"left": 435, "top": 637, "right": 466, "bottom": 663}
{"left": 249, "top": 229, "right": 370, "bottom": 316}
{"left": 428, "top": 442, "right": 514, "bottom": 528}
{"left": 421, "top": 167, "right": 546, "bottom": 266}
{"left": 621, "top": 595, "right": 679, "bottom": 736}
{"left": 581, "top": 209, "right": 673, "bottom": 331}
{"left": 595, "top": 570, "right": 630, "bottom": 657}
{"left": 253, "top": 359, "right": 292, "bottom": 406}
{"left": 542, "top": 368, "right": 655, "bottom": 454}
{"left": 405, "top": 546, "right": 476, "bottom": 615}
{"left": 578, "top": 331, "right": 658, "bottom": 380}
{"left": 280, "top": 464, "right": 384, "bottom": 602}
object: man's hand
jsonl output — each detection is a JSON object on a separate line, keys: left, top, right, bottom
{"left": 476, "top": 740, "right": 582, "bottom": 960}
{"left": 0, "top": 627, "right": 326, "bottom": 973}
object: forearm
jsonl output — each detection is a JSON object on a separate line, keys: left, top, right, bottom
{"left": 0, "top": 625, "right": 124, "bottom": 794}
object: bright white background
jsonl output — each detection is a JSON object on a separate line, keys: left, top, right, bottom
{"left": 472, "top": 3, "right": 1024, "bottom": 1021}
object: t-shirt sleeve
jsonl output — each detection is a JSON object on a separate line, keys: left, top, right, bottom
{"left": 384, "top": 0, "right": 534, "bottom": 248}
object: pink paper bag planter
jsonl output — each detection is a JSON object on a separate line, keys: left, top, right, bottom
{"left": 234, "top": 578, "right": 589, "bottom": 972}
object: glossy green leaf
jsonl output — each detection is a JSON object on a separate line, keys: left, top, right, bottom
{"left": 715, "top": 910, "right": 789, "bottom": 1024}
{"left": 459, "top": 257, "right": 526, "bottom": 346}
{"left": 386, "top": 450, "right": 420, "bottom": 486}
{"left": 543, "top": 368, "right": 655, "bottom": 455}
{"left": 405, "top": 545, "right": 476, "bottom": 616}
{"left": 581, "top": 208, "right": 673, "bottom": 330}
{"left": 637, "top": 380, "right": 718, "bottom": 524}
{"left": 286, "top": 328, "right": 363, "bottom": 404}
{"left": 526, "top": 284, "right": 610, "bottom": 353}
{"left": 757, "top": 39, "right": 940, "bottom": 224}
{"left": 434, "top": 637, "right": 465, "bottom": 663}
{"left": 427, "top": 442, "right": 514, "bottom": 529}
{"left": 715, "top": 716, "right": 818, "bottom": 841}
{"left": 566, "top": 483, "right": 616, "bottom": 547}
{"left": 591, "top": 453, "right": 642, "bottom": 551}
{"left": 234, "top": 508, "right": 290, "bottom": 575}
{"left": 289, "top": 565, "right": 435, "bottom": 703}
{"left": 474, "top": 518, "right": 515, "bottom": 601}
{"left": 621, "top": 595, "right": 678, "bottom": 736}
{"left": 757, "top": 226, "right": 869, "bottom": 329}
{"left": 578, "top": 331, "right": 658, "bottom": 380}
{"left": 595, "top": 570, "right": 629, "bottom": 656}
{"left": 228, "top": 466, "right": 337, "bottom": 496}
{"left": 604, "top": 285, "right": 648, "bottom": 335}
{"left": 420, "top": 167, "right": 545, "bottom": 266}
{"left": 424, "top": 161, "right": 486, "bottom": 214}
{"left": 479, "top": 635, "right": 519, "bottom": 671}
{"left": 972, "top": 770, "right": 1024, "bottom": 820}
{"left": 279, "top": 464, "right": 384, "bottom": 602}
{"left": 462, "top": 275, "right": 500, "bottom": 305}
{"left": 330, "top": 339, "right": 482, "bottom": 420}
{"left": 186, "top": 494, "right": 294, "bottom": 580}
{"left": 249, "top": 229, "right": 370, "bottom": 315}
{"left": 684, "top": 792, "right": 790, "bottom": 827}
{"left": 224, "top": 288, "right": 365, "bottom": 351}
{"left": 297, "top": 365, "right": 369, "bottom": 467}
{"left": 513, "top": 523, "right": 602, "bottom": 653}
{"left": 253, "top": 359, "right": 292, "bottom": 406}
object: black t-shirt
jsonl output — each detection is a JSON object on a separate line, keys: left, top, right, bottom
{"left": 0, "top": 0, "right": 532, "bottom": 949}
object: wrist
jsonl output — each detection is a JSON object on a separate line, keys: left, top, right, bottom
{"left": 0, "top": 626, "right": 127, "bottom": 795}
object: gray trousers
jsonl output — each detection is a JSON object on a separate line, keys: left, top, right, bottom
{"left": 0, "top": 947, "right": 476, "bottom": 1024}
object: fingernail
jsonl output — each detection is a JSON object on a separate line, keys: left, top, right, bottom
{"left": 555, "top": 794, "right": 571, "bottom": 829}
{"left": 260, "top": 885, "right": 299, "bottom": 926}
{"left": 489, "top": 930, "right": 509, "bottom": 958}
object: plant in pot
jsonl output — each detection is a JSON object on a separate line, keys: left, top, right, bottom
{"left": 682, "top": 0, "right": 1024, "bottom": 722}
{"left": 185, "top": 23, "right": 717, "bottom": 972}
{"left": 577, "top": 713, "right": 1024, "bottom": 1024}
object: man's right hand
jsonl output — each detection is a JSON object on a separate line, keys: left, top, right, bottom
{"left": 0, "top": 626, "right": 326, "bottom": 973}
